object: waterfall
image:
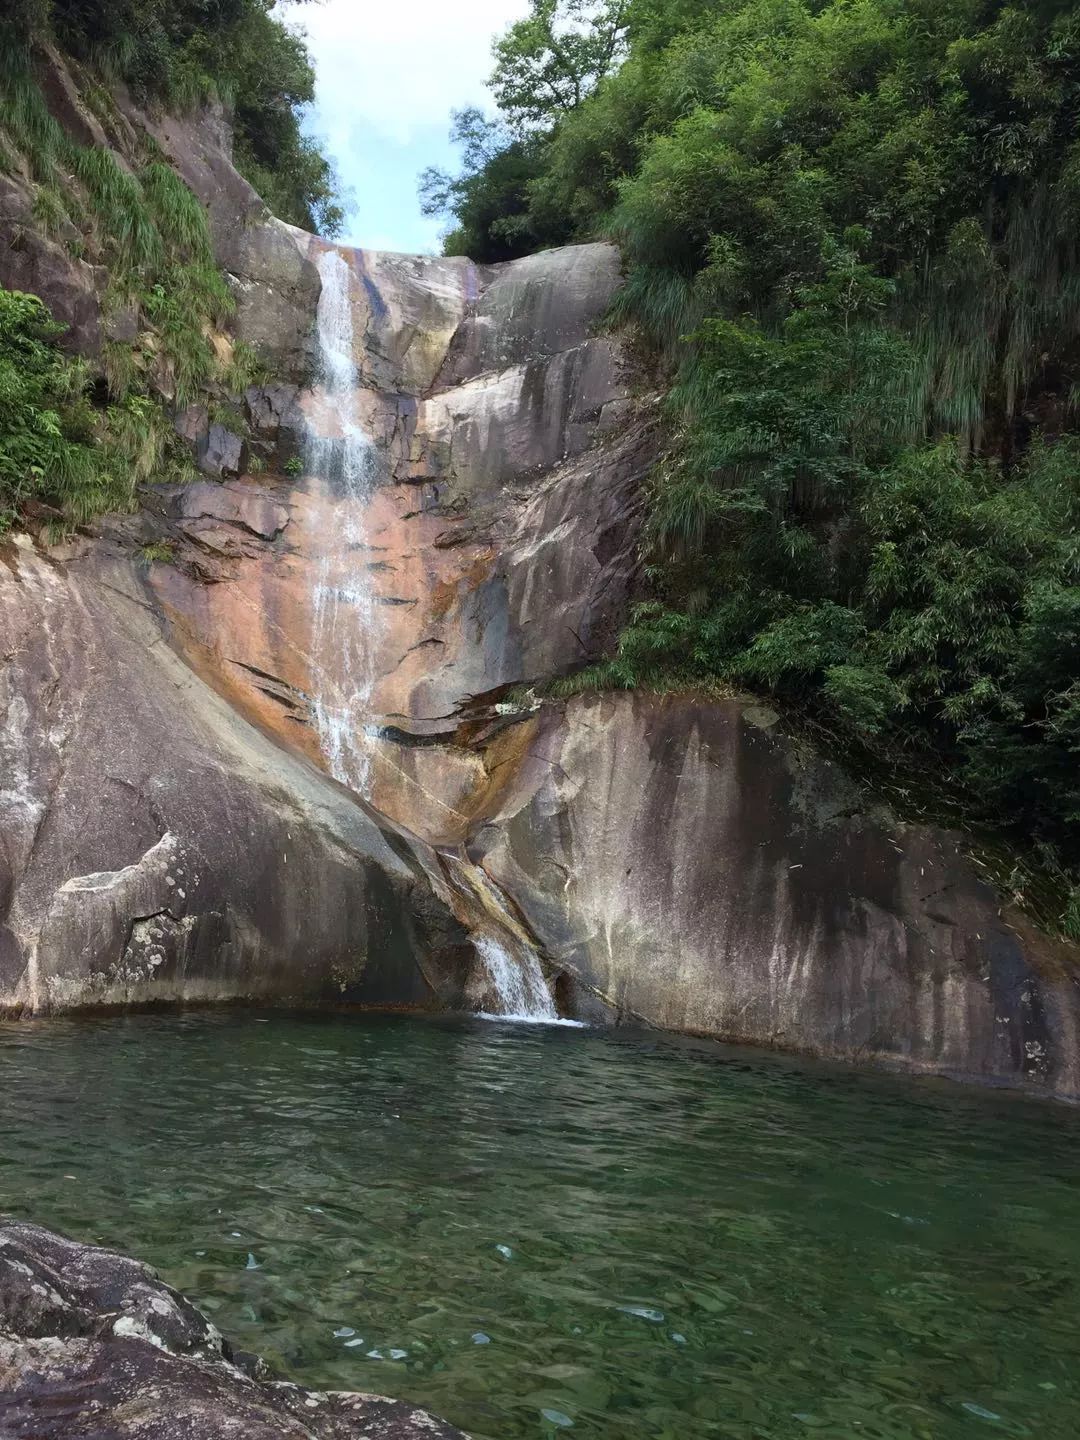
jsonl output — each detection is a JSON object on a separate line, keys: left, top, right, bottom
{"left": 307, "top": 248, "right": 380, "bottom": 792}
{"left": 459, "top": 864, "right": 570, "bottom": 1024}
{"left": 474, "top": 933, "right": 561, "bottom": 1023}
{"left": 302, "top": 248, "right": 573, "bottom": 1027}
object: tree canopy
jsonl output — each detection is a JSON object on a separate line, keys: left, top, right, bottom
{"left": 491, "top": 0, "right": 629, "bottom": 129}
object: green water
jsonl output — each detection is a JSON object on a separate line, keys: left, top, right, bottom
{"left": 0, "top": 1013, "right": 1078, "bottom": 1439}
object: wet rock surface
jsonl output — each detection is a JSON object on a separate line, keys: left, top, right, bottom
{"left": 0, "top": 536, "right": 471, "bottom": 1015}
{"left": 0, "top": 1219, "right": 467, "bottom": 1438}
{"left": 148, "top": 235, "right": 656, "bottom": 771}
{"left": 463, "top": 694, "right": 1080, "bottom": 1096}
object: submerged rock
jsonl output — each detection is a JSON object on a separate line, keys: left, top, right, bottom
{"left": 0, "top": 1219, "right": 467, "bottom": 1439}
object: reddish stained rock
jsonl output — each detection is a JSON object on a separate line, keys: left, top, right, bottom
{"left": 0, "top": 538, "right": 472, "bottom": 1017}
{"left": 145, "top": 241, "right": 650, "bottom": 782}
{"left": 175, "top": 481, "right": 290, "bottom": 540}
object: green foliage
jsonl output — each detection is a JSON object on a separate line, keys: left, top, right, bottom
{"left": 418, "top": 0, "right": 631, "bottom": 259}
{"left": 445, "top": 0, "right": 1080, "bottom": 918}
{"left": 136, "top": 540, "right": 175, "bottom": 568}
{"left": 0, "top": 286, "right": 204, "bottom": 532}
{"left": 208, "top": 401, "right": 248, "bottom": 438}
{"left": 420, "top": 108, "right": 573, "bottom": 263}
{"left": 0, "top": 288, "right": 128, "bottom": 529}
{"left": 491, "top": 0, "right": 629, "bottom": 130}
{"left": 213, "top": 2, "right": 343, "bottom": 235}
{"left": 222, "top": 340, "right": 271, "bottom": 393}
{"left": 0, "top": 48, "right": 236, "bottom": 409}
{"left": 0, "top": 54, "right": 70, "bottom": 185}
{"left": 8, "top": 0, "right": 341, "bottom": 235}
{"left": 101, "top": 338, "right": 138, "bottom": 401}
{"left": 284, "top": 456, "right": 303, "bottom": 478}
{"left": 30, "top": 182, "right": 74, "bottom": 235}
{"left": 105, "top": 392, "right": 180, "bottom": 487}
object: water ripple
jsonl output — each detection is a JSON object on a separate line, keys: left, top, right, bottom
{"left": 0, "top": 1012, "right": 1078, "bottom": 1440}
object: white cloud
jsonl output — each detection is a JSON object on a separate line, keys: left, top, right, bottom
{"left": 281, "top": 0, "right": 530, "bottom": 148}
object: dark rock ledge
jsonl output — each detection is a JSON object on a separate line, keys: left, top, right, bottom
{"left": 0, "top": 1220, "right": 466, "bottom": 1439}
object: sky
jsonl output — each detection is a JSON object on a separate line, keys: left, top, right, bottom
{"left": 280, "top": 0, "right": 530, "bottom": 254}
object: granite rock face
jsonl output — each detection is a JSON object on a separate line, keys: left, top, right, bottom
{"left": 148, "top": 236, "right": 655, "bottom": 770}
{"left": 0, "top": 1220, "right": 467, "bottom": 1439}
{"left": 458, "top": 694, "right": 1080, "bottom": 1095}
{"left": 131, "top": 208, "right": 1080, "bottom": 1092}
{"left": 3, "top": 51, "right": 1079, "bottom": 1093}
{"left": 0, "top": 536, "right": 470, "bottom": 1015}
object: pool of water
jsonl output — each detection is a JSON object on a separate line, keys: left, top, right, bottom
{"left": 0, "top": 1011, "right": 1078, "bottom": 1439}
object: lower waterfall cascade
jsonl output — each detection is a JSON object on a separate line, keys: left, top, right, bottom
{"left": 473, "top": 932, "right": 564, "bottom": 1024}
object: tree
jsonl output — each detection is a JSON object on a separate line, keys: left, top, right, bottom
{"left": 491, "top": 0, "right": 629, "bottom": 131}
{"left": 16, "top": 0, "right": 343, "bottom": 235}
{"left": 418, "top": 108, "right": 572, "bottom": 262}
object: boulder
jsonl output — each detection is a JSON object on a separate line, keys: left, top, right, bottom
{"left": 245, "top": 383, "right": 301, "bottom": 437}
{"left": 174, "top": 480, "right": 290, "bottom": 540}
{"left": 174, "top": 403, "right": 210, "bottom": 446}
{"left": 0, "top": 1219, "right": 466, "bottom": 1439}
{"left": 437, "top": 241, "right": 623, "bottom": 384}
{"left": 199, "top": 423, "right": 245, "bottom": 478}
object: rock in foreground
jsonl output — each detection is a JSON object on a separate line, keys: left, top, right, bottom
{"left": 0, "top": 1220, "right": 466, "bottom": 1439}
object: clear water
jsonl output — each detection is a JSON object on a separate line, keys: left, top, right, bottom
{"left": 1, "top": 1011, "right": 1078, "bottom": 1440}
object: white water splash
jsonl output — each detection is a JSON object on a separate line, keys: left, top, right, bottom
{"left": 307, "top": 249, "right": 381, "bottom": 791}
{"left": 473, "top": 933, "right": 570, "bottom": 1024}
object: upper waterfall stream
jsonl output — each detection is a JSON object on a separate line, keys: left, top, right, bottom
{"left": 308, "top": 247, "right": 381, "bottom": 793}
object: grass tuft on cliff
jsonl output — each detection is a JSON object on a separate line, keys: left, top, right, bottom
{"left": 0, "top": 44, "right": 237, "bottom": 399}
{"left": 0, "top": 34, "right": 264, "bottom": 533}
{"left": 0, "top": 288, "right": 124, "bottom": 530}
{"left": 0, "top": 287, "right": 200, "bottom": 533}
{"left": 2, "top": 0, "right": 343, "bottom": 236}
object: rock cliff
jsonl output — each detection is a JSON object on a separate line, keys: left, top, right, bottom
{"left": 2, "top": 57, "right": 1078, "bottom": 1095}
